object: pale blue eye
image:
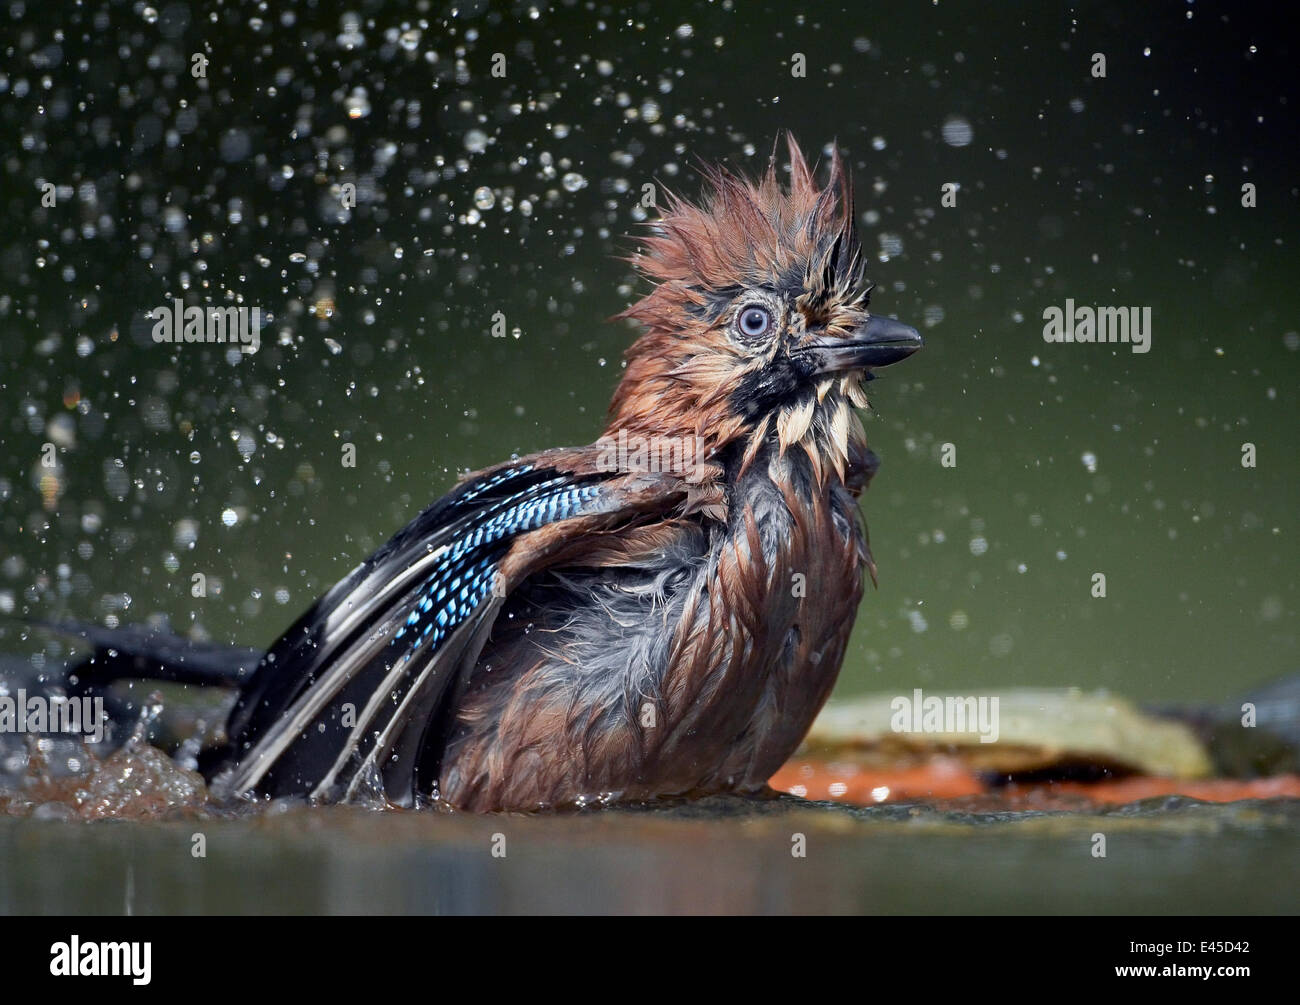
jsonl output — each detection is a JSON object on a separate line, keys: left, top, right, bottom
{"left": 737, "top": 306, "right": 772, "bottom": 338}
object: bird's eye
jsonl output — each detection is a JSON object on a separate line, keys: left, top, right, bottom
{"left": 736, "top": 305, "right": 773, "bottom": 339}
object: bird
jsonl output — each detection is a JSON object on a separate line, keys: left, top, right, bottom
{"left": 60, "top": 136, "right": 922, "bottom": 812}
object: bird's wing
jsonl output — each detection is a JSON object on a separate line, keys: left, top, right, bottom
{"left": 214, "top": 451, "right": 687, "bottom": 806}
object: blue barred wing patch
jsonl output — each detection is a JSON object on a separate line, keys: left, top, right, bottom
{"left": 392, "top": 480, "right": 604, "bottom": 665}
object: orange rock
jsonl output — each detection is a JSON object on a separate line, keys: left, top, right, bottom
{"left": 771, "top": 755, "right": 1300, "bottom": 809}
{"left": 769, "top": 756, "right": 985, "bottom": 803}
{"left": 1043, "top": 775, "right": 1300, "bottom": 804}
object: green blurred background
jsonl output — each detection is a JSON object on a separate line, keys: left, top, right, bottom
{"left": 1, "top": 0, "right": 1295, "bottom": 706}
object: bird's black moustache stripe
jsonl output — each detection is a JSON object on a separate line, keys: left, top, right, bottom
{"left": 730, "top": 355, "right": 806, "bottom": 421}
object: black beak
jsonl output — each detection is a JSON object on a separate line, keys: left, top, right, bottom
{"left": 798, "top": 315, "right": 923, "bottom": 376}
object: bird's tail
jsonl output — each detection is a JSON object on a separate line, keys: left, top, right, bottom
{"left": 42, "top": 621, "right": 261, "bottom": 694}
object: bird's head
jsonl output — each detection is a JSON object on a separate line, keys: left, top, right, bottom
{"left": 607, "top": 135, "right": 921, "bottom": 485}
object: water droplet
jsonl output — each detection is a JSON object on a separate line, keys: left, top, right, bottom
{"left": 345, "top": 87, "right": 371, "bottom": 119}
{"left": 941, "top": 116, "right": 973, "bottom": 147}
{"left": 173, "top": 519, "right": 199, "bottom": 548}
{"left": 125, "top": 691, "right": 166, "bottom": 751}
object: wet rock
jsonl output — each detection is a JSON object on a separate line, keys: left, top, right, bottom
{"left": 805, "top": 688, "right": 1214, "bottom": 779}
{"left": 1146, "top": 674, "right": 1300, "bottom": 777}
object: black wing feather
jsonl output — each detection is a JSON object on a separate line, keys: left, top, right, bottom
{"left": 212, "top": 461, "right": 619, "bottom": 805}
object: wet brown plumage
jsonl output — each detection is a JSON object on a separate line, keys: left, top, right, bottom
{"left": 68, "top": 136, "right": 921, "bottom": 813}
